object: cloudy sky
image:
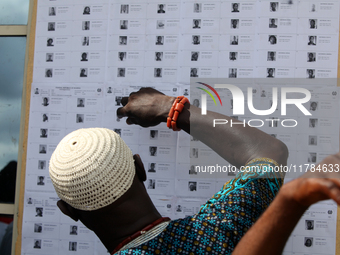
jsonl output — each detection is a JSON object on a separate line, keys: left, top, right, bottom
{"left": 0, "top": 1, "right": 29, "bottom": 170}
{"left": 0, "top": 0, "right": 29, "bottom": 25}
{"left": 0, "top": 40, "right": 27, "bottom": 172}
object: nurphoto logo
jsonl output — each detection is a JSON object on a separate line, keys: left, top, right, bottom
{"left": 196, "top": 82, "right": 312, "bottom": 128}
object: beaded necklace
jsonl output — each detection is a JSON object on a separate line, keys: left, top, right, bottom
{"left": 112, "top": 217, "right": 171, "bottom": 254}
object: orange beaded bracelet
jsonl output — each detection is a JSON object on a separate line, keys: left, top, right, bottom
{"left": 166, "top": 96, "right": 189, "bottom": 131}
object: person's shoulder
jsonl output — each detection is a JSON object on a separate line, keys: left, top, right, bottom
{"left": 245, "top": 158, "right": 279, "bottom": 167}
{"left": 242, "top": 158, "right": 284, "bottom": 181}
{"left": 204, "top": 158, "right": 284, "bottom": 204}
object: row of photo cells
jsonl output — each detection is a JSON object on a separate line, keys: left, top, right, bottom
{"left": 40, "top": 67, "right": 320, "bottom": 79}
{"left": 44, "top": 35, "right": 318, "bottom": 47}
{"left": 45, "top": 18, "right": 319, "bottom": 32}
{"left": 42, "top": 51, "right": 319, "bottom": 63}
{"left": 33, "top": 239, "right": 78, "bottom": 251}
{"left": 47, "top": 2, "right": 317, "bottom": 17}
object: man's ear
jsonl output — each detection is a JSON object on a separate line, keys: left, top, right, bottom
{"left": 57, "top": 200, "right": 79, "bottom": 222}
{"left": 133, "top": 154, "right": 146, "bottom": 182}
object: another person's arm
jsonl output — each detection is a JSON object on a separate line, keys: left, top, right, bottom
{"left": 117, "top": 88, "right": 288, "bottom": 168}
{"left": 232, "top": 153, "right": 340, "bottom": 255}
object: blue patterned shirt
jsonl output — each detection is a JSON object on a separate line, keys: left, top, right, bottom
{"left": 116, "top": 158, "right": 283, "bottom": 255}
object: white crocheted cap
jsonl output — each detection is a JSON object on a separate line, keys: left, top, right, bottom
{"left": 49, "top": 128, "right": 135, "bottom": 211}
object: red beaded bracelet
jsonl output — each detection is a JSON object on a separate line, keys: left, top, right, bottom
{"left": 166, "top": 96, "right": 189, "bottom": 131}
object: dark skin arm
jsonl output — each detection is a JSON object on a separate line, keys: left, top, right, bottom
{"left": 233, "top": 153, "right": 340, "bottom": 255}
{"left": 117, "top": 87, "right": 288, "bottom": 168}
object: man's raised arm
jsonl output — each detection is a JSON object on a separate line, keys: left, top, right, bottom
{"left": 117, "top": 87, "right": 288, "bottom": 168}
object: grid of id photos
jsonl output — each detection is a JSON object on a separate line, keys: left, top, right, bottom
{"left": 33, "top": 0, "right": 339, "bottom": 83}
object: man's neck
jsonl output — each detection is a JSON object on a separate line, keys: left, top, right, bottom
{"left": 98, "top": 209, "right": 162, "bottom": 252}
{"left": 77, "top": 177, "right": 162, "bottom": 253}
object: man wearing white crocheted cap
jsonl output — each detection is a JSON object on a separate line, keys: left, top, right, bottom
{"left": 51, "top": 88, "right": 340, "bottom": 255}
{"left": 49, "top": 128, "right": 137, "bottom": 210}
{"left": 50, "top": 128, "right": 161, "bottom": 253}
